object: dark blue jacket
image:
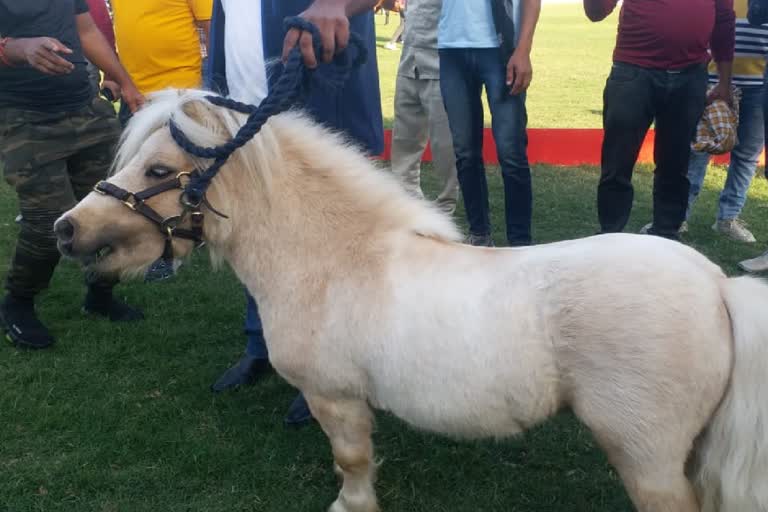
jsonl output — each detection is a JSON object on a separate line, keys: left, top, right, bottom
{"left": 206, "top": 0, "right": 384, "bottom": 155}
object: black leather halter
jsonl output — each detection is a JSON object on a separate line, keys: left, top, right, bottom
{"left": 93, "top": 171, "right": 208, "bottom": 280}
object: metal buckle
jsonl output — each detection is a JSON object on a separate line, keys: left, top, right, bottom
{"left": 122, "top": 195, "right": 138, "bottom": 210}
{"left": 93, "top": 181, "right": 107, "bottom": 195}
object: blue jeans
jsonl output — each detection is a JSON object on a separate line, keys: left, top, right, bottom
{"left": 244, "top": 291, "right": 268, "bottom": 359}
{"left": 438, "top": 48, "right": 532, "bottom": 245}
{"left": 687, "top": 85, "right": 765, "bottom": 220}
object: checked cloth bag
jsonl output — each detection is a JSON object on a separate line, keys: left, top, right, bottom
{"left": 691, "top": 86, "right": 742, "bottom": 155}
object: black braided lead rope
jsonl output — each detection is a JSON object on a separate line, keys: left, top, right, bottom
{"left": 169, "top": 17, "right": 367, "bottom": 208}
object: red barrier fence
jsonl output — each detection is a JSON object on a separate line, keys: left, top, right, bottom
{"left": 377, "top": 128, "right": 762, "bottom": 166}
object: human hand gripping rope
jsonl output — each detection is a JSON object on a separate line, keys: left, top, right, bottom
{"left": 171, "top": 17, "right": 368, "bottom": 210}
{"left": 94, "top": 17, "right": 368, "bottom": 282}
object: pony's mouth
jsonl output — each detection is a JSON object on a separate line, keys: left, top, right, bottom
{"left": 85, "top": 244, "right": 114, "bottom": 265}
{"left": 60, "top": 241, "right": 114, "bottom": 266}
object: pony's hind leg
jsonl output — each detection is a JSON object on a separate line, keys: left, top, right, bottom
{"left": 614, "top": 460, "right": 699, "bottom": 512}
{"left": 578, "top": 409, "right": 701, "bottom": 512}
{"left": 306, "top": 395, "right": 379, "bottom": 512}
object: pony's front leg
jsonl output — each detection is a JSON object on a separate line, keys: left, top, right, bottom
{"left": 305, "top": 395, "right": 379, "bottom": 512}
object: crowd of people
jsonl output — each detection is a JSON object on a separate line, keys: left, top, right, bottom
{"left": 0, "top": 0, "right": 766, "bottom": 428}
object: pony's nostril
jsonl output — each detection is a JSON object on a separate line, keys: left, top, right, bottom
{"left": 54, "top": 217, "right": 76, "bottom": 242}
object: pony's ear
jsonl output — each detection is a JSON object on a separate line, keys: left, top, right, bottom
{"left": 181, "top": 97, "right": 215, "bottom": 125}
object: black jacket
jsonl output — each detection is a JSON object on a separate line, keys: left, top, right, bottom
{"left": 748, "top": 0, "right": 768, "bottom": 25}
{"left": 492, "top": 0, "right": 516, "bottom": 63}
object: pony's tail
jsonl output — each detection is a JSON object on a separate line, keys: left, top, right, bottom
{"left": 692, "top": 276, "right": 768, "bottom": 511}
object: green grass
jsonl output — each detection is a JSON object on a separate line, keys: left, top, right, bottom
{"left": 374, "top": 3, "right": 619, "bottom": 128}
{"left": 2, "top": 161, "right": 768, "bottom": 511}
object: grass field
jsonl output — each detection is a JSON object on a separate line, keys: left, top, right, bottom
{"left": 375, "top": 3, "right": 619, "bottom": 127}
{"left": 2, "top": 5, "right": 768, "bottom": 512}
{"left": 3, "top": 160, "right": 768, "bottom": 511}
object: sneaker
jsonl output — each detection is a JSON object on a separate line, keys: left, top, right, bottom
{"left": 640, "top": 221, "right": 688, "bottom": 235}
{"left": 465, "top": 233, "right": 495, "bottom": 247}
{"left": 739, "top": 250, "right": 768, "bottom": 273}
{"left": 712, "top": 218, "right": 756, "bottom": 243}
{"left": 0, "top": 295, "right": 55, "bottom": 349}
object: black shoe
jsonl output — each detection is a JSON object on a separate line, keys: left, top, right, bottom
{"left": 465, "top": 233, "right": 495, "bottom": 247}
{"left": 83, "top": 288, "right": 144, "bottom": 322}
{"left": 211, "top": 353, "right": 273, "bottom": 392}
{"left": 645, "top": 226, "right": 680, "bottom": 242}
{"left": 284, "top": 392, "right": 314, "bottom": 427}
{"left": 0, "top": 295, "right": 55, "bottom": 349}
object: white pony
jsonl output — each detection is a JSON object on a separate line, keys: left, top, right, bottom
{"left": 56, "top": 89, "right": 768, "bottom": 512}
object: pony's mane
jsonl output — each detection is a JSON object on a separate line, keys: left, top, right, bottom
{"left": 114, "top": 88, "right": 462, "bottom": 244}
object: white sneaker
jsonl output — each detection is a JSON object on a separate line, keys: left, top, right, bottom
{"left": 739, "top": 251, "right": 768, "bottom": 273}
{"left": 712, "top": 218, "right": 756, "bottom": 243}
{"left": 639, "top": 221, "right": 688, "bottom": 235}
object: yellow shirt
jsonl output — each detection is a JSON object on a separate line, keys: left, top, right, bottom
{"left": 112, "top": 0, "right": 213, "bottom": 94}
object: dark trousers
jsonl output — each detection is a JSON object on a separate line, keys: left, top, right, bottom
{"left": 439, "top": 48, "right": 532, "bottom": 245}
{"left": 0, "top": 98, "right": 120, "bottom": 298}
{"left": 598, "top": 62, "right": 708, "bottom": 238}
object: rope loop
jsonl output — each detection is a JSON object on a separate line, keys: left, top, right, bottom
{"left": 168, "top": 17, "right": 367, "bottom": 208}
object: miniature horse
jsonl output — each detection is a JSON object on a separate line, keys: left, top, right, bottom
{"left": 56, "top": 90, "right": 768, "bottom": 512}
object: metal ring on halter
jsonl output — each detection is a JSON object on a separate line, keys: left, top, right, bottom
{"left": 176, "top": 171, "right": 193, "bottom": 186}
{"left": 179, "top": 190, "right": 203, "bottom": 210}
{"left": 160, "top": 215, "right": 182, "bottom": 233}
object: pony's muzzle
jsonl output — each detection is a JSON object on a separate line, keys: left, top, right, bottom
{"left": 54, "top": 217, "right": 76, "bottom": 255}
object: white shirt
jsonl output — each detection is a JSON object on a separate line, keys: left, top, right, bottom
{"left": 222, "top": 0, "right": 269, "bottom": 104}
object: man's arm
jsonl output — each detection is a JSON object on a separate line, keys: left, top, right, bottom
{"left": 75, "top": 12, "right": 145, "bottom": 112}
{"left": 709, "top": 0, "right": 736, "bottom": 104}
{"left": 507, "top": 0, "right": 541, "bottom": 95}
{"left": 197, "top": 20, "right": 211, "bottom": 52}
{"left": 282, "top": 0, "right": 379, "bottom": 68}
{"left": 583, "top": 0, "right": 618, "bottom": 22}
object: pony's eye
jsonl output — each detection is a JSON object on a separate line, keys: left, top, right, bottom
{"left": 145, "top": 166, "right": 173, "bottom": 179}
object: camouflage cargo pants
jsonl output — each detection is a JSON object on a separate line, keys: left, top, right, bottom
{"left": 0, "top": 97, "right": 121, "bottom": 298}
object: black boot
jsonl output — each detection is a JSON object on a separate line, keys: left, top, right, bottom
{"left": 83, "top": 286, "right": 144, "bottom": 322}
{"left": 284, "top": 392, "right": 314, "bottom": 427}
{"left": 0, "top": 295, "right": 55, "bottom": 349}
{"left": 211, "top": 353, "right": 273, "bottom": 392}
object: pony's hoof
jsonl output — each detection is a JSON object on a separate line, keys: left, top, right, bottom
{"left": 328, "top": 497, "right": 379, "bottom": 512}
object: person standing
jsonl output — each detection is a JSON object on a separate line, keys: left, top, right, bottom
{"left": 585, "top": 0, "right": 736, "bottom": 240}
{"left": 206, "top": 0, "right": 383, "bottom": 426}
{"left": 686, "top": 0, "right": 768, "bottom": 243}
{"left": 390, "top": 0, "right": 458, "bottom": 214}
{"left": 0, "top": 0, "right": 144, "bottom": 349}
{"left": 438, "top": 0, "right": 541, "bottom": 247}
{"left": 739, "top": 0, "right": 768, "bottom": 272}
{"left": 110, "top": 0, "right": 212, "bottom": 124}
{"left": 384, "top": 0, "right": 405, "bottom": 50}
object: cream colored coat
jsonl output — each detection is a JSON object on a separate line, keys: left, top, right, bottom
{"left": 58, "top": 90, "right": 768, "bottom": 512}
